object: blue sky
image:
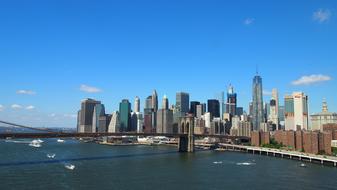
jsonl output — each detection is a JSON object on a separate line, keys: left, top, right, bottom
{"left": 0, "top": 0, "right": 336, "bottom": 128}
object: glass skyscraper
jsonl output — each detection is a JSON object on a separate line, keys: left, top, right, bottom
{"left": 252, "top": 74, "right": 264, "bottom": 131}
{"left": 119, "top": 99, "right": 131, "bottom": 132}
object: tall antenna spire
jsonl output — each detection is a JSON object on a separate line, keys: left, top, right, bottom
{"left": 256, "top": 64, "right": 259, "bottom": 75}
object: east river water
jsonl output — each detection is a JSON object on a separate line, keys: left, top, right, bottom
{"left": 0, "top": 139, "right": 336, "bottom": 190}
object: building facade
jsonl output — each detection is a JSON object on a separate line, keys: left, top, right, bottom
{"left": 311, "top": 100, "right": 337, "bottom": 131}
{"left": 285, "top": 92, "right": 308, "bottom": 131}
{"left": 252, "top": 75, "right": 264, "bottom": 131}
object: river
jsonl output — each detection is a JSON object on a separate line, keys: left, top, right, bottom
{"left": 0, "top": 139, "right": 336, "bottom": 190}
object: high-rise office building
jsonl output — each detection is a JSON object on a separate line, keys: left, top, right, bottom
{"left": 207, "top": 99, "right": 220, "bottom": 119}
{"left": 236, "top": 107, "right": 244, "bottom": 116}
{"left": 190, "top": 101, "right": 200, "bottom": 117}
{"left": 134, "top": 96, "right": 140, "bottom": 113}
{"left": 269, "top": 89, "right": 279, "bottom": 130}
{"left": 119, "top": 99, "right": 131, "bottom": 132}
{"left": 252, "top": 74, "right": 264, "bottom": 131}
{"left": 196, "top": 104, "right": 205, "bottom": 118}
{"left": 145, "top": 96, "right": 152, "bottom": 109}
{"left": 162, "top": 95, "right": 169, "bottom": 110}
{"left": 152, "top": 90, "right": 158, "bottom": 112}
{"left": 144, "top": 108, "right": 155, "bottom": 133}
{"left": 130, "top": 112, "right": 138, "bottom": 132}
{"left": 108, "top": 111, "right": 120, "bottom": 132}
{"left": 92, "top": 104, "right": 106, "bottom": 133}
{"left": 215, "top": 92, "right": 225, "bottom": 119}
{"left": 136, "top": 112, "right": 144, "bottom": 133}
{"left": 79, "top": 98, "right": 101, "bottom": 133}
{"left": 226, "top": 84, "right": 237, "bottom": 116}
{"left": 157, "top": 109, "right": 173, "bottom": 133}
{"left": 176, "top": 92, "right": 190, "bottom": 114}
{"left": 285, "top": 92, "right": 309, "bottom": 131}
{"left": 77, "top": 110, "right": 81, "bottom": 132}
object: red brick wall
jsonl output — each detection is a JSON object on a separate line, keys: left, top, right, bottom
{"left": 286, "top": 131, "right": 295, "bottom": 150}
{"left": 274, "top": 130, "right": 283, "bottom": 144}
{"left": 319, "top": 132, "right": 332, "bottom": 155}
{"left": 261, "top": 132, "right": 270, "bottom": 145}
{"left": 311, "top": 132, "right": 319, "bottom": 155}
{"left": 295, "top": 130, "right": 303, "bottom": 151}
{"left": 251, "top": 131, "right": 260, "bottom": 146}
{"left": 303, "top": 132, "right": 312, "bottom": 154}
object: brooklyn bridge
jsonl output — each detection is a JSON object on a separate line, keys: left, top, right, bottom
{"left": 0, "top": 119, "right": 250, "bottom": 153}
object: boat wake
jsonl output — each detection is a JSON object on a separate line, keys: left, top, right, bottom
{"left": 236, "top": 162, "right": 256, "bottom": 166}
{"left": 47, "top": 154, "right": 56, "bottom": 159}
{"left": 64, "top": 163, "right": 75, "bottom": 170}
{"left": 28, "top": 140, "right": 42, "bottom": 148}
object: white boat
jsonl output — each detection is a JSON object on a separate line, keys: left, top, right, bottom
{"left": 29, "top": 140, "right": 42, "bottom": 148}
{"left": 47, "top": 154, "right": 56, "bottom": 159}
{"left": 300, "top": 163, "right": 306, "bottom": 167}
{"left": 236, "top": 162, "right": 255, "bottom": 166}
{"left": 213, "top": 161, "right": 223, "bottom": 164}
{"left": 57, "top": 139, "right": 65, "bottom": 143}
{"left": 65, "top": 164, "right": 75, "bottom": 170}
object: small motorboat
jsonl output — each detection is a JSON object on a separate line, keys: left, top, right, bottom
{"left": 57, "top": 139, "right": 65, "bottom": 143}
{"left": 213, "top": 161, "right": 223, "bottom": 164}
{"left": 47, "top": 154, "right": 56, "bottom": 159}
{"left": 65, "top": 164, "right": 75, "bottom": 170}
{"left": 300, "top": 163, "right": 306, "bottom": 167}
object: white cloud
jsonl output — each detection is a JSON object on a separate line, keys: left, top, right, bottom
{"left": 16, "top": 90, "right": 36, "bottom": 95}
{"left": 11, "top": 104, "right": 22, "bottom": 109}
{"left": 244, "top": 18, "right": 255, "bottom": 25}
{"left": 49, "top": 113, "right": 56, "bottom": 117}
{"left": 292, "top": 74, "right": 332, "bottom": 86}
{"left": 80, "top": 84, "right": 101, "bottom": 93}
{"left": 64, "top": 114, "right": 77, "bottom": 118}
{"left": 263, "top": 90, "right": 272, "bottom": 96}
{"left": 0, "top": 105, "right": 4, "bottom": 111}
{"left": 25, "top": 105, "right": 35, "bottom": 110}
{"left": 313, "top": 9, "right": 331, "bottom": 23}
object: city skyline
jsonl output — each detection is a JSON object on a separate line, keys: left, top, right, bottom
{"left": 1, "top": 0, "right": 336, "bottom": 128}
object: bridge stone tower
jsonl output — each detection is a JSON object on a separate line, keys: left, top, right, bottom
{"left": 178, "top": 115, "right": 194, "bottom": 152}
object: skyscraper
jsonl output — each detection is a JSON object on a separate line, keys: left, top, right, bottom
{"left": 207, "top": 99, "right": 220, "bottom": 119}
{"left": 92, "top": 103, "right": 106, "bottom": 133}
{"left": 79, "top": 98, "right": 101, "bottom": 133}
{"left": 119, "top": 99, "right": 131, "bottom": 132}
{"left": 285, "top": 92, "right": 308, "bottom": 131}
{"left": 226, "top": 84, "right": 237, "bottom": 116}
{"left": 176, "top": 92, "right": 190, "bottom": 114}
{"left": 269, "top": 88, "right": 279, "bottom": 130}
{"left": 145, "top": 96, "right": 152, "bottom": 109}
{"left": 190, "top": 101, "right": 200, "bottom": 117}
{"left": 162, "top": 95, "right": 169, "bottom": 110}
{"left": 152, "top": 90, "right": 158, "bottom": 112}
{"left": 108, "top": 111, "right": 120, "bottom": 132}
{"left": 134, "top": 96, "right": 140, "bottom": 113}
{"left": 196, "top": 104, "right": 205, "bottom": 118}
{"left": 252, "top": 74, "right": 264, "bottom": 131}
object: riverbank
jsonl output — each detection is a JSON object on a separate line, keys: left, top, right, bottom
{"left": 216, "top": 143, "right": 337, "bottom": 167}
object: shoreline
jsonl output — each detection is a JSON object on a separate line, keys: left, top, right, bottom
{"left": 216, "top": 144, "right": 337, "bottom": 167}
